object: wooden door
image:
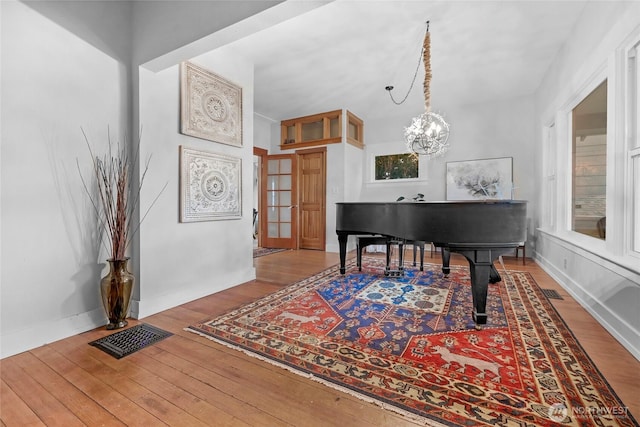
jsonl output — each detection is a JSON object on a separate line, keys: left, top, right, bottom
{"left": 298, "top": 148, "right": 326, "bottom": 250}
{"left": 262, "top": 154, "right": 298, "bottom": 249}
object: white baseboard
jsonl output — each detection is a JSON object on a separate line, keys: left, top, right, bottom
{"left": 1, "top": 268, "right": 257, "bottom": 359}
{"left": 1, "top": 307, "right": 106, "bottom": 359}
{"left": 131, "top": 268, "right": 256, "bottom": 320}
{"left": 535, "top": 252, "right": 640, "bottom": 361}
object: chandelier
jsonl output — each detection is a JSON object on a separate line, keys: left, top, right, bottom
{"left": 386, "top": 22, "right": 450, "bottom": 157}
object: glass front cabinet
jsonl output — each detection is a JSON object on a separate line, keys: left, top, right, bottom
{"left": 280, "top": 109, "right": 363, "bottom": 150}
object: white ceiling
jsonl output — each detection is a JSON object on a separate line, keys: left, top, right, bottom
{"left": 225, "top": 0, "right": 589, "bottom": 123}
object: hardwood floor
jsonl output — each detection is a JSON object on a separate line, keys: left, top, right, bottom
{"left": 1, "top": 250, "right": 638, "bottom": 426}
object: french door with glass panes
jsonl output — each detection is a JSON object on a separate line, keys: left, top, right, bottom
{"left": 262, "top": 154, "right": 297, "bottom": 249}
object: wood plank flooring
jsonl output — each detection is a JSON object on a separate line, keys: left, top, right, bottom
{"left": 1, "top": 250, "right": 638, "bottom": 426}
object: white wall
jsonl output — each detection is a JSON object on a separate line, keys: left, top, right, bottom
{"left": 3, "top": 0, "right": 637, "bottom": 361}
{"left": 135, "top": 47, "right": 256, "bottom": 319}
{"left": 281, "top": 95, "right": 536, "bottom": 253}
{"left": 343, "top": 143, "right": 364, "bottom": 203}
{"left": 323, "top": 143, "right": 348, "bottom": 253}
{"left": 361, "top": 97, "right": 536, "bottom": 246}
{"left": 254, "top": 114, "right": 276, "bottom": 151}
{"left": 264, "top": 96, "right": 536, "bottom": 253}
{"left": 131, "top": 1, "right": 282, "bottom": 66}
{"left": 0, "top": 0, "right": 268, "bottom": 358}
{"left": 534, "top": 1, "right": 640, "bottom": 359}
{"left": 0, "top": 1, "right": 130, "bottom": 357}
{"left": 323, "top": 112, "right": 366, "bottom": 253}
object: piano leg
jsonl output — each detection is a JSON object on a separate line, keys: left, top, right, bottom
{"left": 452, "top": 247, "right": 515, "bottom": 326}
{"left": 489, "top": 264, "right": 501, "bottom": 283}
{"left": 440, "top": 247, "right": 451, "bottom": 276}
{"left": 338, "top": 233, "right": 348, "bottom": 274}
{"left": 468, "top": 261, "right": 491, "bottom": 326}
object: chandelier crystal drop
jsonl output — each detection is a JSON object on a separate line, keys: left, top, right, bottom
{"left": 405, "top": 22, "right": 450, "bottom": 157}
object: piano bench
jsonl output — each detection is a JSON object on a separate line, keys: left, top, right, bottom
{"left": 356, "top": 236, "right": 425, "bottom": 273}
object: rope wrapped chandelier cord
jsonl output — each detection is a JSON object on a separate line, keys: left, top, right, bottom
{"left": 386, "top": 21, "right": 450, "bottom": 157}
{"left": 423, "top": 26, "right": 432, "bottom": 112}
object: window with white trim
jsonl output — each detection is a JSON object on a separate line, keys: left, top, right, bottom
{"left": 571, "top": 81, "right": 607, "bottom": 239}
{"left": 628, "top": 41, "right": 639, "bottom": 255}
{"left": 543, "top": 27, "right": 640, "bottom": 268}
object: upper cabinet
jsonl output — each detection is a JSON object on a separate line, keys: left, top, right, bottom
{"left": 345, "top": 111, "right": 364, "bottom": 149}
{"left": 280, "top": 109, "right": 364, "bottom": 150}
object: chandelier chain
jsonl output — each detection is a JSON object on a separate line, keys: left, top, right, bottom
{"left": 386, "top": 44, "right": 425, "bottom": 105}
{"left": 386, "top": 21, "right": 430, "bottom": 106}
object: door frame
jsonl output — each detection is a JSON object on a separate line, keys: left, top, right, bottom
{"left": 253, "top": 147, "right": 268, "bottom": 248}
{"left": 262, "top": 152, "right": 298, "bottom": 249}
{"left": 256, "top": 146, "right": 327, "bottom": 250}
{"left": 296, "top": 146, "right": 327, "bottom": 250}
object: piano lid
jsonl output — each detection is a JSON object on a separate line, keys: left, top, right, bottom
{"left": 336, "top": 200, "right": 527, "bottom": 245}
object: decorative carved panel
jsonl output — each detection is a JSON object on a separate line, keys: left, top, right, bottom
{"left": 179, "top": 146, "right": 242, "bottom": 222}
{"left": 180, "top": 61, "right": 242, "bottom": 147}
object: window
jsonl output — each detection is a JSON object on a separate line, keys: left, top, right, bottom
{"left": 542, "top": 124, "right": 556, "bottom": 230}
{"left": 629, "top": 42, "right": 640, "bottom": 254}
{"left": 374, "top": 153, "right": 419, "bottom": 181}
{"left": 541, "top": 26, "right": 640, "bottom": 268}
{"left": 571, "top": 80, "right": 607, "bottom": 240}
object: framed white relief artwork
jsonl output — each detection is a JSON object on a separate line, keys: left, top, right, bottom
{"left": 180, "top": 61, "right": 242, "bottom": 147}
{"left": 180, "top": 146, "right": 242, "bottom": 222}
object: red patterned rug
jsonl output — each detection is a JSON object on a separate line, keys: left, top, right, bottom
{"left": 187, "top": 258, "right": 637, "bottom": 426}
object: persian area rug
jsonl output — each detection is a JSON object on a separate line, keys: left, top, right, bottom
{"left": 89, "top": 323, "right": 173, "bottom": 359}
{"left": 187, "top": 258, "right": 637, "bottom": 426}
{"left": 253, "top": 247, "right": 287, "bottom": 258}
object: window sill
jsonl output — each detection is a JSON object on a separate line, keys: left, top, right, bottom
{"left": 365, "top": 178, "right": 428, "bottom": 185}
{"left": 537, "top": 228, "right": 640, "bottom": 280}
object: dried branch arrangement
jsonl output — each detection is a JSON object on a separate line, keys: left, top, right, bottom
{"left": 78, "top": 128, "right": 166, "bottom": 261}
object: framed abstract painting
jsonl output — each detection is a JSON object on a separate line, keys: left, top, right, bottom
{"left": 446, "top": 157, "right": 513, "bottom": 200}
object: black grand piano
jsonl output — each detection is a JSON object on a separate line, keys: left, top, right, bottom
{"left": 336, "top": 200, "right": 527, "bottom": 326}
